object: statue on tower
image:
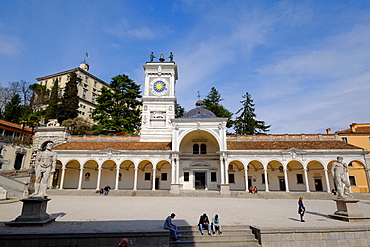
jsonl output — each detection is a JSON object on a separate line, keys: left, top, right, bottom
{"left": 168, "top": 52, "right": 174, "bottom": 62}
{"left": 150, "top": 52, "right": 155, "bottom": 62}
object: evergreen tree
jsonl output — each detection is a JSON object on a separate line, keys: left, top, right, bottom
{"left": 45, "top": 79, "right": 59, "bottom": 121}
{"left": 91, "top": 74, "right": 142, "bottom": 134}
{"left": 203, "top": 87, "right": 233, "bottom": 128}
{"left": 59, "top": 72, "right": 80, "bottom": 122}
{"left": 233, "top": 92, "right": 270, "bottom": 135}
{"left": 175, "top": 103, "right": 185, "bottom": 118}
{"left": 3, "top": 94, "right": 22, "bottom": 123}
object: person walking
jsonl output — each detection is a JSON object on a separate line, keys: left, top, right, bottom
{"left": 163, "top": 213, "right": 181, "bottom": 242}
{"left": 298, "top": 197, "right": 305, "bottom": 222}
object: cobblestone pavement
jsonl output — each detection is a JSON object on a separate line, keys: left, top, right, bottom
{"left": 1, "top": 195, "right": 370, "bottom": 233}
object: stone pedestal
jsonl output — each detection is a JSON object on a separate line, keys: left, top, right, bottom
{"left": 170, "top": 184, "right": 180, "bottom": 195}
{"left": 328, "top": 199, "right": 370, "bottom": 222}
{"left": 5, "top": 197, "right": 56, "bottom": 226}
{"left": 220, "top": 184, "right": 230, "bottom": 195}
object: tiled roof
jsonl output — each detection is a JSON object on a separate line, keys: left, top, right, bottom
{"left": 0, "top": 119, "right": 33, "bottom": 133}
{"left": 337, "top": 127, "right": 370, "bottom": 134}
{"left": 227, "top": 140, "right": 360, "bottom": 150}
{"left": 54, "top": 142, "right": 172, "bottom": 150}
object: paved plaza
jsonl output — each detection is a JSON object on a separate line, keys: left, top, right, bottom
{"left": 1, "top": 195, "right": 370, "bottom": 234}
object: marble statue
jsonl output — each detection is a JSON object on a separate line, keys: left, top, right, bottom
{"left": 331, "top": 156, "right": 353, "bottom": 199}
{"left": 30, "top": 141, "right": 57, "bottom": 198}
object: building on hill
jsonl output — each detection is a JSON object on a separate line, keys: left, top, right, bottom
{"left": 332, "top": 123, "right": 370, "bottom": 193}
{"left": 0, "top": 120, "right": 33, "bottom": 173}
{"left": 35, "top": 62, "right": 109, "bottom": 120}
{"left": 33, "top": 56, "right": 370, "bottom": 194}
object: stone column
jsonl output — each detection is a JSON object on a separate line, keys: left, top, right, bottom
{"left": 244, "top": 167, "right": 249, "bottom": 191}
{"left": 59, "top": 166, "right": 66, "bottom": 190}
{"left": 175, "top": 159, "right": 179, "bottom": 184}
{"left": 220, "top": 157, "right": 225, "bottom": 184}
{"left": 114, "top": 166, "right": 120, "bottom": 190}
{"left": 133, "top": 167, "right": 138, "bottom": 190}
{"left": 96, "top": 167, "right": 102, "bottom": 190}
{"left": 283, "top": 168, "right": 290, "bottom": 192}
{"left": 152, "top": 167, "right": 156, "bottom": 190}
{"left": 171, "top": 158, "right": 176, "bottom": 184}
{"left": 225, "top": 160, "right": 229, "bottom": 185}
{"left": 77, "top": 165, "right": 84, "bottom": 190}
{"left": 324, "top": 168, "right": 331, "bottom": 193}
{"left": 264, "top": 168, "right": 269, "bottom": 192}
{"left": 303, "top": 168, "right": 310, "bottom": 192}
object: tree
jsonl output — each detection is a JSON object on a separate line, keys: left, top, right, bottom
{"left": 3, "top": 94, "right": 22, "bottom": 123}
{"left": 233, "top": 92, "right": 270, "bottom": 135}
{"left": 91, "top": 74, "right": 142, "bottom": 134}
{"left": 29, "top": 83, "right": 49, "bottom": 113}
{"left": 175, "top": 103, "right": 185, "bottom": 118}
{"left": 203, "top": 87, "right": 233, "bottom": 128}
{"left": 59, "top": 72, "right": 80, "bottom": 122}
{"left": 45, "top": 79, "right": 59, "bottom": 121}
{"left": 62, "top": 117, "right": 92, "bottom": 135}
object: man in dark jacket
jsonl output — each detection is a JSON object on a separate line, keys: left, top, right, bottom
{"left": 163, "top": 213, "right": 180, "bottom": 242}
{"left": 198, "top": 213, "right": 211, "bottom": 235}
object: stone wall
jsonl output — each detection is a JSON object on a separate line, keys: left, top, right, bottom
{"left": 251, "top": 226, "right": 370, "bottom": 247}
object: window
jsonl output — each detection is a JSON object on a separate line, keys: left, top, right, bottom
{"left": 184, "top": 172, "right": 189, "bottom": 182}
{"left": 82, "top": 89, "right": 87, "bottom": 98}
{"left": 341, "top": 137, "right": 348, "bottom": 143}
{"left": 349, "top": 176, "right": 356, "bottom": 186}
{"left": 94, "top": 81, "right": 97, "bottom": 87}
{"left": 193, "top": 144, "right": 199, "bottom": 154}
{"left": 92, "top": 93, "right": 96, "bottom": 102}
{"left": 228, "top": 174, "right": 235, "bottom": 184}
{"left": 93, "top": 88, "right": 97, "bottom": 92}
{"left": 200, "top": 144, "right": 207, "bottom": 154}
{"left": 161, "top": 173, "right": 167, "bottom": 181}
{"left": 296, "top": 174, "right": 304, "bottom": 184}
{"left": 211, "top": 172, "right": 217, "bottom": 182}
{"left": 144, "top": 173, "right": 151, "bottom": 181}
{"left": 67, "top": 75, "right": 70, "bottom": 81}
{"left": 85, "top": 76, "right": 89, "bottom": 81}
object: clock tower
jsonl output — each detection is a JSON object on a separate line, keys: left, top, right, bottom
{"left": 140, "top": 55, "right": 178, "bottom": 142}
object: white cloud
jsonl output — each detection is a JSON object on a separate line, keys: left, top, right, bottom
{"left": 105, "top": 18, "right": 159, "bottom": 41}
{"left": 0, "top": 31, "right": 24, "bottom": 56}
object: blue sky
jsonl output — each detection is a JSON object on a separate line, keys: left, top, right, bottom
{"left": 1, "top": 0, "right": 370, "bottom": 134}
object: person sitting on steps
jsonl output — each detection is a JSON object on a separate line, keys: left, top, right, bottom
{"left": 198, "top": 213, "right": 211, "bottom": 235}
{"left": 211, "top": 214, "right": 222, "bottom": 235}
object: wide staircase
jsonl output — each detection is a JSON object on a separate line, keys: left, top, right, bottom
{"left": 169, "top": 225, "right": 260, "bottom": 247}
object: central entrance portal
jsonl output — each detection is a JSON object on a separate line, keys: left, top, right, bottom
{"left": 195, "top": 172, "right": 206, "bottom": 189}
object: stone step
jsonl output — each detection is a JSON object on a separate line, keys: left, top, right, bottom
{"left": 169, "top": 238, "right": 260, "bottom": 247}
{"left": 169, "top": 225, "right": 260, "bottom": 247}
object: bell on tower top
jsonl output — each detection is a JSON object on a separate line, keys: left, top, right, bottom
{"left": 159, "top": 54, "right": 165, "bottom": 62}
{"left": 80, "top": 60, "right": 89, "bottom": 71}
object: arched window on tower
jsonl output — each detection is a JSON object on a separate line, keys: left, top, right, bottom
{"left": 193, "top": 144, "right": 199, "bottom": 154}
{"left": 200, "top": 144, "right": 207, "bottom": 154}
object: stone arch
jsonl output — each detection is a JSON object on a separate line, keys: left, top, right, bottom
{"left": 307, "top": 160, "right": 326, "bottom": 192}
{"left": 287, "top": 160, "right": 304, "bottom": 192}
{"left": 266, "top": 160, "right": 284, "bottom": 191}
{"left": 81, "top": 160, "right": 99, "bottom": 189}
{"left": 248, "top": 160, "right": 265, "bottom": 190}
{"left": 100, "top": 160, "right": 117, "bottom": 190}
{"left": 64, "top": 159, "right": 81, "bottom": 189}
{"left": 228, "top": 160, "right": 246, "bottom": 191}
{"left": 156, "top": 160, "right": 172, "bottom": 190}
{"left": 347, "top": 160, "right": 369, "bottom": 193}
{"left": 177, "top": 129, "right": 221, "bottom": 152}
{"left": 138, "top": 160, "right": 153, "bottom": 190}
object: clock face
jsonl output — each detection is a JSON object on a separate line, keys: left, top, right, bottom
{"left": 153, "top": 81, "right": 166, "bottom": 93}
{"left": 150, "top": 78, "right": 168, "bottom": 96}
